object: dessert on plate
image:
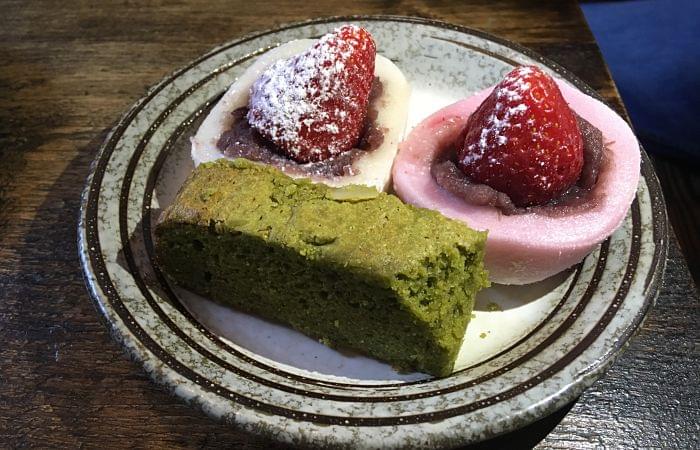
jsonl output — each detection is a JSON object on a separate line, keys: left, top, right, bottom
{"left": 191, "top": 25, "right": 410, "bottom": 191}
{"left": 155, "top": 159, "right": 488, "bottom": 377}
{"left": 393, "top": 66, "right": 640, "bottom": 284}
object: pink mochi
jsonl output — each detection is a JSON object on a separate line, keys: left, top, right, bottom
{"left": 393, "top": 80, "right": 640, "bottom": 285}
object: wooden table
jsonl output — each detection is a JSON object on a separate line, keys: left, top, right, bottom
{"left": 2, "top": 1, "right": 698, "bottom": 448}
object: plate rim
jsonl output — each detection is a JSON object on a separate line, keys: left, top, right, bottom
{"left": 78, "top": 14, "right": 669, "bottom": 447}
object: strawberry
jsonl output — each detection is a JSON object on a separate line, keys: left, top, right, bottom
{"left": 457, "top": 66, "right": 584, "bottom": 207}
{"left": 247, "top": 25, "right": 376, "bottom": 163}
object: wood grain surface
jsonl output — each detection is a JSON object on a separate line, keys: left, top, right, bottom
{"left": 1, "top": 1, "right": 698, "bottom": 448}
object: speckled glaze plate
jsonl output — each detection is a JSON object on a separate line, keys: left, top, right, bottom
{"left": 78, "top": 16, "right": 667, "bottom": 448}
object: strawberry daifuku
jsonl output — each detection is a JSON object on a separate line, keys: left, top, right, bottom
{"left": 393, "top": 67, "right": 640, "bottom": 285}
{"left": 191, "top": 25, "right": 410, "bottom": 192}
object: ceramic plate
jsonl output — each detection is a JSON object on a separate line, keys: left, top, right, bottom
{"left": 78, "top": 16, "right": 667, "bottom": 448}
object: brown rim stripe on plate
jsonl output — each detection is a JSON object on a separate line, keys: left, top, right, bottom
{"left": 81, "top": 16, "right": 664, "bottom": 426}
{"left": 641, "top": 154, "right": 668, "bottom": 294}
{"left": 583, "top": 153, "right": 667, "bottom": 378}
{"left": 137, "top": 95, "right": 224, "bottom": 321}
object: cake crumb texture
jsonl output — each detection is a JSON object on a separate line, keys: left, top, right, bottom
{"left": 155, "top": 159, "right": 488, "bottom": 377}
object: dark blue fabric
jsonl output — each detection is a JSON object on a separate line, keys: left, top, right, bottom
{"left": 581, "top": 0, "right": 700, "bottom": 162}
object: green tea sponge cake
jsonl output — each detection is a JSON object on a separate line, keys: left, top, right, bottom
{"left": 155, "top": 159, "right": 488, "bottom": 377}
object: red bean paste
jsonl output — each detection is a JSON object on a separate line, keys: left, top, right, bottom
{"left": 217, "top": 78, "right": 385, "bottom": 178}
{"left": 432, "top": 115, "right": 608, "bottom": 216}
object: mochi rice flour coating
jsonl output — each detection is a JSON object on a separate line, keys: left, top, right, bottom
{"left": 393, "top": 71, "right": 640, "bottom": 285}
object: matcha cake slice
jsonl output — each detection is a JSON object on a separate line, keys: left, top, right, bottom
{"left": 155, "top": 159, "right": 488, "bottom": 377}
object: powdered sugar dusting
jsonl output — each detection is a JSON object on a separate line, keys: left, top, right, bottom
{"left": 246, "top": 25, "right": 375, "bottom": 162}
{"left": 464, "top": 66, "right": 533, "bottom": 165}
